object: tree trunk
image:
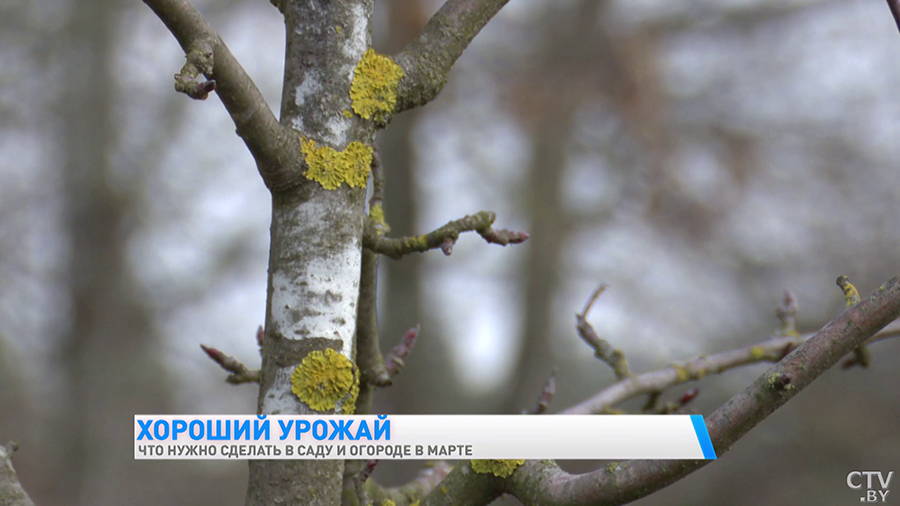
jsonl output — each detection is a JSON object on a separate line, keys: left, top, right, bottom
{"left": 246, "top": 1, "right": 374, "bottom": 504}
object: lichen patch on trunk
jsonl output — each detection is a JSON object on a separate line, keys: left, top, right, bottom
{"left": 300, "top": 137, "right": 372, "bottom": 190}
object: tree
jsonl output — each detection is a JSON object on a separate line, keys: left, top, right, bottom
{"left": 2, "top": 1, "right": 900, "bottom": 505}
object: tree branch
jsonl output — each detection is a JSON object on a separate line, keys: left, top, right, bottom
{"left": 142, "top": 0, "right": 304, "bottom": 191}
{"left": 364, "top": 211, "right": 528, "bottom": 260}
{"left": 416, "top": 275, "right": 900, "bottom": 506}
{"left": 523, "top": 368, "right": 557, "bottom": 415}
{"left": 384, "top": 325, "right": 421, "bottom": 378}
{"left": 392, "top": 0, "right": 513, "bottom": 114}
{"left": 0, "top": 442, "right": 36, "bottom": 506}
{"left": 503, "top": 274, "right": 900, "bottom": 506}
{"left": 565, "top": 306, "right": 900, "bottom": 415}
{"left": 419, "top": 461, "right": 503, "bottom": 506}
{"left": 576, "top": 284, "right": 631, "bottom": 380}
{"left": 887, "top": 0, "right": 900, "bottom": 35}
{"left": 360, "top": 461, "right": 454, "bottom": 505}
{"left": 200, "top": 344, "right": 260, "bottom": 385}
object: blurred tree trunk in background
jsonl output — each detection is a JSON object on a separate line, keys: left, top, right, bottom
{"left": 52, "top": 0, "right": 172, "bottom": 504}
{"left": 505, "top": 0, "right": 607, "bottom": 413}
{"left": 377, "top": 0, "right": 468, "bottom": 418}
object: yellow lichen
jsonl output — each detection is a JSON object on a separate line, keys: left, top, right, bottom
{"left": 335, "top": 25, "right": 343, "bottom": 34}
{"left": 369, "top": 203, "right": 390, "bottom": 235}
{"left": 342, "top": 109, "right": 353, "bottom": 119}
{"left": 672, "top": 364, "right": 690, "bottom": 382}
{"left": 291, "top": 348, "right": 359, "bottom": 414}
{"left": 750, "top": 346, "right": 767, "bottom": 360}
{"left": 837, "top": 276, "right": 860, "bottom": 307}
{"left": 470, "top": 459, "right": 526, "bottom": 478}
{"left": 381, "top": 501, "right": 395, "bottom": 506}
{"left": 350, "top": 48, "right": 405, "bottom": 123}
{"left": 300, "top": 137, "right": 372, "bottom": 190}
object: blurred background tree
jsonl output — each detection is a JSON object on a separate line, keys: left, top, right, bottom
{"left": 1, "top": 0, "right": 898, "bottom": 504}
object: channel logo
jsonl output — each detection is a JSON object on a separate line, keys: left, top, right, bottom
{"left": 847, "top": 471, "right": 893, "bottom": 503}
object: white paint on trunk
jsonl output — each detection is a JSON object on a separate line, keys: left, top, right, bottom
{"left": 325, "top": 116, "right": 351, "bottom": 147}
{"left": 344, "top": 3, "right": 368, "bottom": 61}
{"left": 291, "top": 116, "right": 305, "bottom": 135}
{"left": 260, "top": 366, "right": 305, "bottom": 414}
{"left": 271, "top": 201, "right": 359, "bottom": 359}
{"left": 295, "top": 72, "right": 322, "bottom": 108}
{"left": 312, "top": 1, "right": 368, "bottom": 147}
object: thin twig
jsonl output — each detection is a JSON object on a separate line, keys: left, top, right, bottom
{"left": 419, "top": 274, "right": 900, "bottom": 506}
{"left": 566, "top": 288, "right": 900, "bottom": 414}
{"left": 364, "top": 211, "right": 528, "bottom": 260}
{"left": 385, "top": 325, "right": 420, "bottom": 378}
{"left": 576, "top": 284, "right": 631, "bottom": 380}
{"left": 200, "top": 344, "right": 260, "bottom": 384}
{"left": 775, "top": 291, "right": 798, "bottom": 336}
{"left": 523, "top": 369, "right": 557, "bottom": 414}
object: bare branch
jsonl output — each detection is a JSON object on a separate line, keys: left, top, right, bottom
{"left": 562, "top": 329, "right": 798, "bottom": 415}
{"left": 268, "top": 0, "right": 284, "bottom": 15}
{"left": 775, "top": 290, "right": 798, "bottom": 336}
{"left": 564, "top": 322, "right": 900, "bottom": 415}
{"left": 356, "top": 245, "right": 391, "bottom": 392}
{"left": 200, "top": 344, "right": 260, "bottom": 385}
{"left": 364, "top": 211, "right": 528, "bottom": 260}
{"left": 343, "top": 460, "right": 380, "bottom": 506}
{"left": 364, "top": 461, "right": 455, "bottom": 505}
{"left": 887, "top": 0, "right": 900, "bottom": 35}
{"left": 503, "top": 274, "right": 900, "bottom": 506}
{"left": 523, "top": 368, "right": 556, "bottom": 415}
{"left": 385, "top": 325, "right": 421, "bottom": 378}
{"left": 576, "top": 284, "right": 631, "bottom": 380}
{"left": 418, "top": 461, "right": 501, "bottom": 506}
{"left": 142, "top": 0, "right": 304, "bottom": 191}
{"left": 393, "top": 0, "right": 513, "bottom": 114}
{"left": 838, "top": 276, "right": 871, "bottom": 368}
{"left": 356, "top": 150, "right": 394, "bottom": 415}
{"left": 644, "top": 388, "right": 701, "bottom": 414}
{"left": 0, "top": 442, "right": 35, "bottom": 506}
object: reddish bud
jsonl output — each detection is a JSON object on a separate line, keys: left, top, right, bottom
{"left": 679, "top": 388, "right": 700, "bottom": 406}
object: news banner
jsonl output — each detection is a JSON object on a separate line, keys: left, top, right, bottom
{"left": 135, "top": 414, "right": 716, "bottom": 460}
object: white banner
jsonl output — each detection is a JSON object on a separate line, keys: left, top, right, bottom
{"left": 134, "top": 414, "right": 716, "bottom": 460}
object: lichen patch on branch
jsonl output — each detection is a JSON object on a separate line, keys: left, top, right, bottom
{"left": 350, "top": 48, "right": 405, "bottom": 123}
{"left": 471, "top": 459, "right": 526, "bottom": 478}
{"left": 300, "top": 137, "right": 373, "bottom": 190}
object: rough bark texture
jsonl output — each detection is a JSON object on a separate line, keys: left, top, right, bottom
{"left": 0, "top": 444, "right": 35, "bottom": 506}
{"left": 246, "top": 1, "right": 374, "bottom": 505}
